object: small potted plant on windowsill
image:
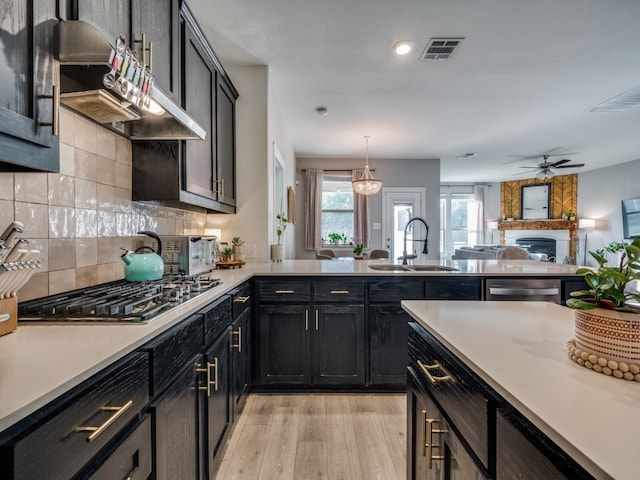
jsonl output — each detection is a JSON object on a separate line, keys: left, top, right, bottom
{"left": 327, "top": 232, "right": 347, "bottom": 245}
{"left": 566, "top": 238, "right": 640, "bottom": 376}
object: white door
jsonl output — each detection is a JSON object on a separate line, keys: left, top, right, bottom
{"left": 382, "top": 188, "right": 426, "bottom": 261}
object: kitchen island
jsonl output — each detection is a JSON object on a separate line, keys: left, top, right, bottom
{"left": 402, "top": 300, "right": 640, "bottom": 480}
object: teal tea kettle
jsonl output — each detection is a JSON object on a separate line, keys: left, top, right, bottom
{"left": 121, "top": 231, "right": 165, "bottom": 282}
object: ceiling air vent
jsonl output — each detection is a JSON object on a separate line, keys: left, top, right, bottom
{"left": 421, "top": 37, "right": 464, "bottom": 61}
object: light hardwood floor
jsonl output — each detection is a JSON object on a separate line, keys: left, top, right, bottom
{"left": 216, "top": 393, "right": 407, "bottom": 480}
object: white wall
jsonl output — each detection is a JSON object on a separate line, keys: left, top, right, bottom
{"left": 267, "top": 69, "right": 297, "bottom": 259}
{"left": 206, "top": 65, "right": 296, "bottom": 262}
{"left": 207, "top": 65, "right": 270, "bottom": 262}
{"left": 577, "top": 158, "right": 640, "bottom": 265}
{"left": 294, "top": 157, "right": 441, "bottom": 259}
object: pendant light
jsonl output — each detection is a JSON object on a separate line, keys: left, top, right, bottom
{"left": 352, "top": 136, "right": 383, "bottom": 195}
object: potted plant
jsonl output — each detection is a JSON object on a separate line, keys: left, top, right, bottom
{"left": 566, "top": 238, "right": 640, "bottom": 370}
{"left": 327, "top": 232, "right": 347, "bottom": 245}
{"left": 352, "top": 237, "right": 364, "bottom": 259}
{"left": 271, "top": 212, "right": 288, "bottom": 262}
{"left": 232, "top": 236, "right": 246, "bottom": 262}
{"left": 220, "top": 247, "right": 234, "bottom": 263}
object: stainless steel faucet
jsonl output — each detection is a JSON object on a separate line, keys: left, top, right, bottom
{"left": 402, "top": 217, "right": 430, "bottom": 265}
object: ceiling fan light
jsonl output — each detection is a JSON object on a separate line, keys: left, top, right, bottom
{"left": 536, "top": 169, "right": 554, "bottom": 179}
{"left": 352, "top": 136, "right": 383, "bottom": 195}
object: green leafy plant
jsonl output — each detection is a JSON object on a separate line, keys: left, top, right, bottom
{"left": 327, "top": 233, "right": 347, "bottom": 244}
{"left": 352, "top": 236, "right": 364, "bottom": 255}
{"left": 232, "top": 236, "right": 245, "bottom": 246}
{"left": 221, "top": 247, "right": 234, "bottom": 256}
{"left": 567, "top": 238, "right": 640, "bottom": 313}
{"left": 276, "top": 212, "right": 288, "bottom": 245}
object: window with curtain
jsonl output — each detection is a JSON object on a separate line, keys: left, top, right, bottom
{"left": 440, "top": 189, "right": 476, "bottom": 258}
{"left": 320, "top": 173, "right": 354, "bottom": 243}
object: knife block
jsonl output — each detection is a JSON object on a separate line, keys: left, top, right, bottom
{"left": 0, "top": 296, "right": 17, "bottom": 337}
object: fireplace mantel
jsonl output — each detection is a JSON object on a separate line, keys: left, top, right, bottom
{"left": 498, "top": 219, "right": 577, "bottom": 260}
{"left": 498, "top": 219, "right": 577, "bottom": 231}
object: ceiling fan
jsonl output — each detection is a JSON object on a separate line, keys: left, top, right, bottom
{"left": 518, "top": 155, "right": 585, "bottom": 179}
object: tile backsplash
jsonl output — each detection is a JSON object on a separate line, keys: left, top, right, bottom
{"left": 1, "top": 108, "right": 207, "bottom": 301}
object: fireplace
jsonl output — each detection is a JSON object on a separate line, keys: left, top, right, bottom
{"left": 516, "top": 237, "right": 557, "bottom": 262}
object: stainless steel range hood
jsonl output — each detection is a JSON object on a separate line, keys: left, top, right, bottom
{"left": 56, "top": 20, "right": 206, "bottom": 141}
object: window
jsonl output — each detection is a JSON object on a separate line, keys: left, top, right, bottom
{"left": 321, "top": 174, "right": 354, "bottom": 243}
{"left": 440, "top": 189, "right": 476, "bottom": 258}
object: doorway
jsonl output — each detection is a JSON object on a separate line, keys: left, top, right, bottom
{"left": 382, "top": 188, "right": 426, "bottom": 261}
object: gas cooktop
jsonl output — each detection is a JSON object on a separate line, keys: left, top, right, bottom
{"left": 18, "top": 274, "right": 222, "bottom": 324}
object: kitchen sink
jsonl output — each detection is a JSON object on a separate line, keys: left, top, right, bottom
{"left": 368, "top": 264, "right": 459, "bottom": 272}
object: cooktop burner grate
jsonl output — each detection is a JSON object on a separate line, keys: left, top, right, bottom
{"left": 18, "top": 274, "right": 222, "bottom": 324}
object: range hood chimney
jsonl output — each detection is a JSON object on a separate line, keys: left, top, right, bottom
{"left": 56, "top": 20, "right": 206, "bottom": 141}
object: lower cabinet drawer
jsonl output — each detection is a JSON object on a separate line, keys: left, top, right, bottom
{"left": 202, "top": 295, "right": 232, "bottom": 347}
{"left": 1, "top": 352, "right": 149, "bottom": 480}
{"left": 86, "top": 414, "right": 152, "bottom": 480}
{"left": 408, "top": 322, "right": 491, "bottom": 470}
{"left": 314, "top": 278, "right": 365, "bottom": 303}
{"left": 257, "top": 278, "right": 311, "bottom": 303}
{"left": 231, "top": 282, "right": 252, "bottom": 318}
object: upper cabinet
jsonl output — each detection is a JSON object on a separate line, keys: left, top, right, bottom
{"left": 131, "top": 3, "right": 238, "bottom": 213}
{"left": 72, "top": 0, "right": 179, "bottom": 100}
{"left": 0, "top": 1, "right": 60, "bottom": 172}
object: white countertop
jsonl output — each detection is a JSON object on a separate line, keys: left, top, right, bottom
{"left": 401, "top": 300, "right": 640, "bottom": 480}
{"left": 249, "top": 258, "right": 581, "bottom": 276}
{"left": 0, "top": 259, "right": 579, "bottom": 436}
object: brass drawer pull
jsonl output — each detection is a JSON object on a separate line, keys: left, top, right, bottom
{"left": 76, "top": 399, "right": 133, "bottom": 442}
{"left": 330, "top": 290, "right": 350, "bottom": 294}
{"left": 234, "top": 295, "right": 251, "bottom": 303}
{"left": 275, "top": 289, "right": 294, "bottom": 294}
{"left": 231, "top": 327, "right": 242, "bottom": 352}
{"left": 315, "top": 310, "right": 319, "bottom": 331}
{"left": 417, "top": 360, "right": 453, "bottom": 384}
{"left": 305, "top": 310, "right": 309, "bottom": 331}
{"left": 426, "top": 418, "right": 447, "bottom": 469}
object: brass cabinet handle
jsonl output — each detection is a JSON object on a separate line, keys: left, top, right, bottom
{"left": 275, "top": 289, "right": 294, "bottom": 294}
{"left": 196, "top": 362, "right": 211, "bottom": 397}
{"left": 315, "top": 310, "right": 319, "bottom": 331}
{"left": 76, "top": 399, "right": 133, "bottom": 442}
{"left": 417, "top": 360, "right": 453, "bottom": 385}
{"left": 213, "top": 178, "right": 224, "bottom": 197}
{"left": 148, "top": 41, "right": 153, "bottom": 73}
{"left": 231, "top": 327, "right": 242, "bottom": 352}
{"left": 421, "top": 410, "right": 428, "bottom": 457}
{"left": 39, "top": 84, "right": 59, "bottom": 136}
{"left": 305, "top": 310, "right": 309, "bottom": 331}
{"left": 330, "top": 290, "right": 350, "bottom": 294}
{"left": 234, "top": 295, "right": 251, "bottom": 303}
{"left": 134, "top": 33, "right": 147, "bottom": 65}
{"left": 196, "top": 360, "right": 218, "bottom": 396}
{"left": 211, "top": 358, "right": 219, "bottom": 392}
{"left": 426, "top": 418, "right": 447, "bottom": 469}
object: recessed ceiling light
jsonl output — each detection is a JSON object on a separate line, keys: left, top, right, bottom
{"left": 393, "top": 41, "right": 413, "bottom": 56}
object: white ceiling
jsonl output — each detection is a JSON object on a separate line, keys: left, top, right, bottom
{"left": 187, "top": 0, "right": 640, "bottom": 182}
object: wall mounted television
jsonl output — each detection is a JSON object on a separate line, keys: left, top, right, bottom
{"left": 622, "top": 198, "right": 640, "bottom": 239}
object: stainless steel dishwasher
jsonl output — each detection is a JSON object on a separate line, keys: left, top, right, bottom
{"left": 484, "top": 278, "right": 561, "bottom": 303}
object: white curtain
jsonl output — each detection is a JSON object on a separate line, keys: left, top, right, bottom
{"left": 304, "top": 169, "right": 323, "bottom": 250}
{"left": 473, "top": 184, "right": 486, "bottom": 244}
{"left": 352, "top": 169, "right": 370, "bottom": 246}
